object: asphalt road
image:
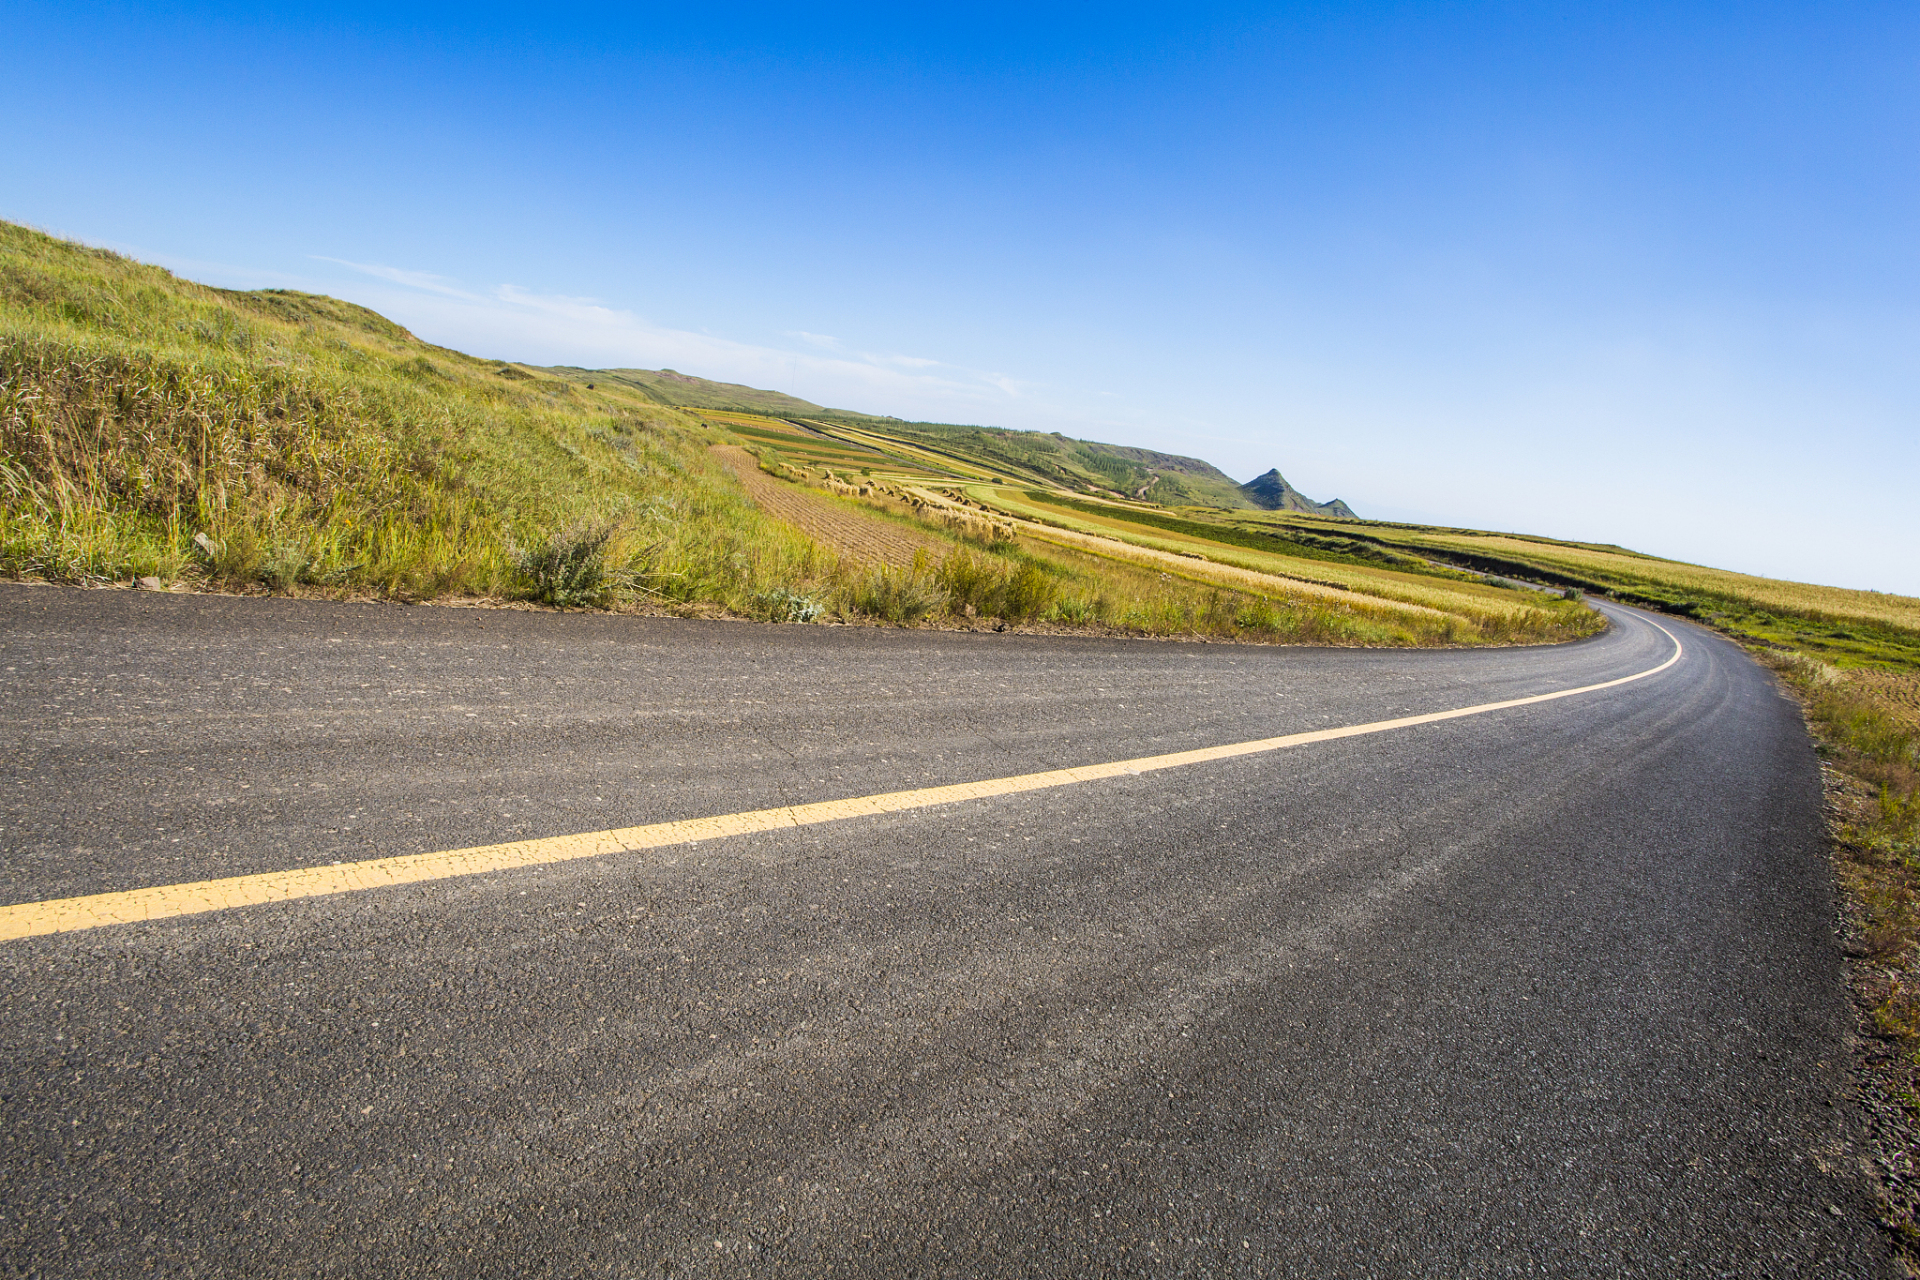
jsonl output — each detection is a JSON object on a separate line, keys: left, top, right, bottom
{"left": 0, "top": 584, "right": 1890, "bottom": 1277}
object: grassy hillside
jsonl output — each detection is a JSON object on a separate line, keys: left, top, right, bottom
{"left": 0, "top": 221, "right": 1594, "bottom": 647}
{"left": 0, "top": 223, "right": 839, "bottom": 610}
{"left": 530, "top": 363, "right": 1360, "bottom": 511}
{"left": 542, "top": 366, "right": 826, "bottom": 416}
{"left": 805, "top": 413, "right": 1267, "bottom": 508}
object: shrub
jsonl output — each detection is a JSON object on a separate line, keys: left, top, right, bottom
{"left": 1234, "top": 600, "right": 1283, "bottom": 632}
{"left": 1053, "top": 595, "right": 1097, "bottom": 623}
{"left": 1001, "top": 560, "right": 1059, "bottom": 621}
{"left": 936, "top": 547, "right": 1001, "bottom": 615}
{"left": 512, "top": 519, "right": 618, "bottom": 607}
{"left": 853, "top": 565, "right": 943, "bottom": 623}
{"left": 261, "top": 540, "right": 315, "bottom": 592}
{"left": 755, "top": 587, "right": 825, "bottom": 623}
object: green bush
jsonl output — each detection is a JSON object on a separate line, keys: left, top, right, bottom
{"left": 854, "top": 565, "right": 943, "bottom": 623}
{"left": 1001, "top": 560, "right": 1059, "bottom": 621}
{"left": 513, "top": 520, "right": 618, "bottom": 607}
{"left": 936, "top": 547, "right": 1001, "bottom": 615}
{"left": 754, "top": 587, "right": 825, "bottom": 623}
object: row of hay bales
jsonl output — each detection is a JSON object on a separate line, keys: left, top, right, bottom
{"left": 789, "top": 465, "right": 1018, "bottom": 544}
{"left": 890, "top": 484, "right": 1017, "bottom": 543}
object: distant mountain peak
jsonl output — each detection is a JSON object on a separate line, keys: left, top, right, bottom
{"left": 1241, "top": 468, "right": 1355, "bottom": 519}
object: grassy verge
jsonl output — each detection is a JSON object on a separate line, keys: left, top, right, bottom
{"left": 1759, "top": 653, "right": 1920, "bottom": 1256}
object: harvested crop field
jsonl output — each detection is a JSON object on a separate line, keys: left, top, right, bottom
{"left": 1844, "top": 668, "right": 1920, "bottom": 731}
{"left": 713, "top": 446, "right": 950, "bottom": 569}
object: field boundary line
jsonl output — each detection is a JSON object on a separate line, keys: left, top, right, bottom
{"left": 0, "top": 615, "right": 1682, "bottom": 942}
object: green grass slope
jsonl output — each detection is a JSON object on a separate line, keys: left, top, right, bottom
{"left": 0, "top": 222, "right": 838, "bottom": 609}
{"left": 534, "top": 364, "right": 1358, "bottom": 514}
{"left": 803, "top": 414, "right": 1263, "bottom": 507}
{"left": 541, "top": 366, "right": 828, "bottom": 416}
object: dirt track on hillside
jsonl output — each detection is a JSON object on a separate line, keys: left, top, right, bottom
{"left": 713, "top": 446, "right": 948, "bottom": 569}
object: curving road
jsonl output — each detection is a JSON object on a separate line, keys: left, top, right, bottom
{"left": 0, "top": 584, "right": 1890, "bottom": 1276}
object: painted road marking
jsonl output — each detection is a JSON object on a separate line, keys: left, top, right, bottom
{"left": 0, "top": 617, "right": 1682, "bottom": 942}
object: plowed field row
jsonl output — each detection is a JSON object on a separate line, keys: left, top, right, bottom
{"left": 1845, "top": 668, "right": 1920, "bottom": 731}
{"left": 713, "top": 446, "right": 950, "bottom": 569}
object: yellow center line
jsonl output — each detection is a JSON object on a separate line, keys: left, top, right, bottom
{"left": 0, "top": 617, "right": 1682, "bottom": 942}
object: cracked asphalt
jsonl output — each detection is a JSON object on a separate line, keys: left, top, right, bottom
{"left": 0, "top": 583, "right": 1892, "bottom": 1276}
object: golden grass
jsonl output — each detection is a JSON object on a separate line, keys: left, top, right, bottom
{"left": 972, "top": 485, "right": 1599, "bottom": 640}
{"left": 1382, "top": 530, "right": 1920, "bottom": 631}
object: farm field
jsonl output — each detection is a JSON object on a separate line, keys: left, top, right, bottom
{"left": 971, "top": 485, "right": 1561, "bottom": 626}
{"left": 711, "top": 446, "right": 949, "bottom": 570}
{"left": 1255, "top": 517, "right": 1920, "bottom": 669}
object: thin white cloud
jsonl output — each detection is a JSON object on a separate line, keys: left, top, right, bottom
{"left": 787, "top": 332, "right": 945, "bottom": 372}
{"left": 312, "top": 257, "right": 480, "bottom": 300}
{"left": 311, "top": 268, "right": 1033, "bottom": 417}
{"left": 106, "top": 244, "right": 308, "bottom": 291}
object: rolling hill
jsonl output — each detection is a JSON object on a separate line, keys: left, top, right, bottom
{"left": 532, "top": 364, "right": 1352, "bottom": 514}
{"left": 1240, "top": 468, "right": 1357, "bottom": 518}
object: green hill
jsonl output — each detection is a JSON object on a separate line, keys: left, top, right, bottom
{"left": 534, "top": 364, "right": 1352, "bottom": 513}
{"left": 814, "top": 415, "right": 1265, "bottom": 508}
{"left": 541, "top": 366, "right": 827, "bottom": 416}
{"left": 0, "top": 222, "right": 835, "bottom": 609}
{"left": 1240, "top": 468, "right": 1355, "bottom": 517}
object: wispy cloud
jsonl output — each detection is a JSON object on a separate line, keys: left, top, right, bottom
{"left": 312, "top": 257, "right": 480, "bottom": 300}
{"left": 312, "top": 258, "right": 1034, "bottom": 414}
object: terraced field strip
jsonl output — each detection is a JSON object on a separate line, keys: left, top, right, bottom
{"left": 712, "top": 446, "right": 952, "bottom": 569}
{"left": 982, "top": 488, "right": 1569, "bottom": 622}
{"left": 706, "top": 416, "right": 884, "bottom": 462}
{"left": 952, "top": 490, "right": 1453, "bottom": 621}
{"left": 702, "top": 412, "right": 817, "bottom": 438}
{"left": 738, "top": 437, "right": 883, "bottom": 471}
{"left": 802, "top": 422, "right": 996, "bottom": 480}
{"left": 966, "top": 487, "right": 1453, "bottom": 618}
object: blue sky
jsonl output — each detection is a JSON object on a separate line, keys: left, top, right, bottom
{"left": 6, "top": 2, "right": 1916, "bottom": 593}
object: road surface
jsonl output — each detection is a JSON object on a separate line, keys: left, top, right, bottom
{"left": 0, "top": 584, "right": 1888, "bottom": 1276}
